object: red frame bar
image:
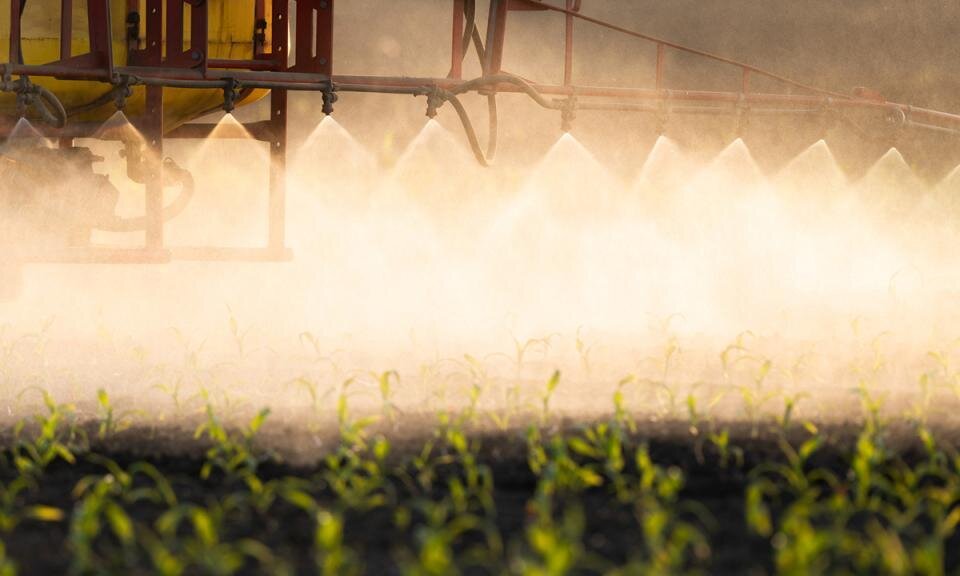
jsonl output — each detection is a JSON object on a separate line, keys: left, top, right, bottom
{"left": 60, "top": 0, "right": 72, "bottom": 60}
{"left": 450, "top": 0, "right": 465, "bottom": 79}
{"left": 7, "top": 0, "right": 960, "bottom": 270}
{"left": 9, "top": 0, "right": 20, "bottom": 65}
{"left": 563, "top": 0, "right": 575, "bottom": 87}
{"left": 484, "top": 0, "right": 509, "bottom": 75}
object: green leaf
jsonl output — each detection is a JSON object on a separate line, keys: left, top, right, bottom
{"left": 97, "top": 389, "right": 110, "bottom": 410}
{"left": 799, "top": 437, "right": 822, "bottom": 462}
{"left": 282, "top": 489, "right": 317, "bottom": 512}
{"left": 24, "top": 505, "right": 64, "bottom": 523}
{"left": 248, "top": 408, "right": 271, "bottom": 435}
{"left": 316, "top": 510, "right": 343, "bottom": 549}
{"left": 190, "top": 509, "right": 217, "bottom": 547}
{"left": 546, "top": 371, "right": 561, "bottom": 394}
{"left": 104, "top": 502, "right": 134, "bottom": 545}
{"left": 373, "top": 438, "right": 390, "bottom": 462}
{"left": 567, "top": 437, "right": 599, "bottom": 459}
{"left": 577, "top": 468, "right": 604, "bottom": 487}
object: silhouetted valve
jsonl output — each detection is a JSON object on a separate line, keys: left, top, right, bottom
{"left": 222, "top": 79, "right": 242, "bottom": 113}
{"left": 426, "top": 89, "right": 445, "bottom": 119}
{"left": 322, "top": 89, "right": 338, "bottom": 115}
{"left": 0, "top": 146, "right": 121, "bottom": 249}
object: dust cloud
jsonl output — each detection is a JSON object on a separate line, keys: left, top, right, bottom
{"left": 2, "top": 2, "right": 960, "bottom": 454}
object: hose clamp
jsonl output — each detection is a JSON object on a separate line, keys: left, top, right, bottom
{"left": 426, "top": 86, "right": 447, "bottom": 118}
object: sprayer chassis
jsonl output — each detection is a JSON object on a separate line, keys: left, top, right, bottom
{"left": 3, "top": 0, "right": 960, "bottom": 273}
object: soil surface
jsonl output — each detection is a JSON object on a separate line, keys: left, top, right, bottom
{"left": 3, "top": 418, "right": 958, "bottom": 575}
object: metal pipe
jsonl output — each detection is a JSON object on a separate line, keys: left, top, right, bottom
{"left": 510, "top": 0, "right": 851, "bottom": 100}
{"left": 60, "top": 0, "right": 72, "bottom": 60}
{"left": 563, "top": 0, "right": 575, "bottom": 87}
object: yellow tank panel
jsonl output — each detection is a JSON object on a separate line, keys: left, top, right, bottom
{"left": 0, "top": 0, "right": 269, "bottom": 132}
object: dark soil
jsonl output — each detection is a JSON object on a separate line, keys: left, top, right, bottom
{"left": 2, "top": 419, "right": 958, "bottom": 575}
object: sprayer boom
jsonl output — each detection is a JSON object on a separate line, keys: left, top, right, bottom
{"left": 1, "top": 0, "right": 958, "bottom": 292}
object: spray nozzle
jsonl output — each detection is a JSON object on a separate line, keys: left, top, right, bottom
{"left": 222, "top": 79, "right": 242, "bottom": 114}
{"left": 112, "top": 82, "right": 134, "bottom": 111}
{"left": 322, "top": 88, "right": 339, "bottom": 116}
{"left": 425, "top": 86, "right": 450, "bottom": 119}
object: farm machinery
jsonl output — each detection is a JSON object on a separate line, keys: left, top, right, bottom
{"left": 2, "top": 0, "right": 960, "bottom": 301}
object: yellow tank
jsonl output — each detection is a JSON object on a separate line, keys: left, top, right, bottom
{"left": 0, "top": 0, "right": 268, "bottom": 132}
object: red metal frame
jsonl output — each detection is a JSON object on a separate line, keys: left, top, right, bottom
{"left": 3, "top": 0, "right": 960, "bottom": 269}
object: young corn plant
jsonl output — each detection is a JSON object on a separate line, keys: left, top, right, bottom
{"left": 69, "top": 458, "right": 177, "bottom": 574}
{"left": 0, "top": 476, "right": 63, "bottom": 534}
{"left": 0, "top": 542, "right": 14, "bottom": 576}
{"left": 540, "top": 371, "right": 561, "bottom": 426}
{"left": 95, "top": 389, "right": 144, "bottom": 441}
{"left": 575, "top": 326, "right": 597, "bottom": 377}
{"left": 12, "top": 388, "right": 82, "bottom": 479}
{"left": 194, "top": 403, "right": 272, "bottom": 484}
{"left": 510, "top": 333, "right": 556, "bottom": 375}
{"left": 513, "top": 505, "right": 588, "bottom": 576}
{"left": 376, "top": 370, "right": 402, "bottom": 423}
{"left": 153, "top": 503, "right": 285, "bottom": 576}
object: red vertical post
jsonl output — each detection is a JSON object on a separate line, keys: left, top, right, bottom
{"left": 317, "top": 0, "right": 333, "bottom": 77}
{"left": 291, "top": 0, "right": 333, "bottom": 75}
{"left": 484, "top": 0, "right": 509, "bottom": 75}
{"left": 269, "top": 89, "right": 287, "bottom": 253}
{"left": 741, "top": 68, "right": 751, "bottom": 94}
{"left": 9, "top": 0, "right": 21, "bottom": 65}
{"left": 294, "top": 0, "right": 311, "bottom": 70}
{"left": 87, "top": 0, "right": 113, "bottom": 70}
{"left": 268, "top": 0, "right": 290, "bottom": 252}
{"left": 273, "top": 0, "right": 288, "bottom": 69}
{"left": 563, "top": 0, "right": 574, "bottom": 86}
{"left": 144, "top": 85, "right": 164, "bottom": 250}
{"left": 60, "top": 0, "right": 73, "bottom": 60}
{"left": 254, "top": 0, "right": 266, "bottom": 57}
{"left": 144, "top": 0, "right": 163, "bottom": 65}
{"left": 126, "top": 0, "right": 140, "bottom": 53}
{"left": 166, "top": 0, "right": 184, "bottom": 61}
{"left": 191, "top": 2, "right": 208, "bottom": 70}
{"left": 655, "top": 43, "right": 665, "bottom": 91}
{"left": 450, "top": 0, "right": 464, "bottom": 79}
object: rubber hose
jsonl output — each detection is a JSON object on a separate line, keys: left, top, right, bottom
{"left": 444, "top": 91, "right": 490, "bottom": 167}
{"left": 67, "top": 89, "right": 117, "bottom": 118}
{"left": 442, "top": 73, "right": 563, "bottom": 165}
{"left": 450, "top": 0, "right": 499, "bottom": 164}
{"left": 33, "top": 85, "right": 67, "bottom": 128}
{"left": 451, "top": 73, "right": 561, "bottom": 111}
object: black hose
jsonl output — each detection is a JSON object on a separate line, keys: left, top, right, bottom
{"left": 67, "top": 89, "right": 117, "bottom": 118}
{"left": 450, "top": 73, "right": 562, "bottom": 110}
{"left": 436, "top": 72, "right": 564, "bottom": 165}
{"left": 96, "top": 158, "right": 196, "bottom": 233}
{"left": 462, "top": 0, "right": 477, "bottom": 61}
{"left": 445, "top": 0, "right": 499, "bottom": 165}
{"left": 444, "top": 92, "right": 491, "bottom": 167}
{"left": 32, "top": 84, "right": 67, "bottom": 128}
